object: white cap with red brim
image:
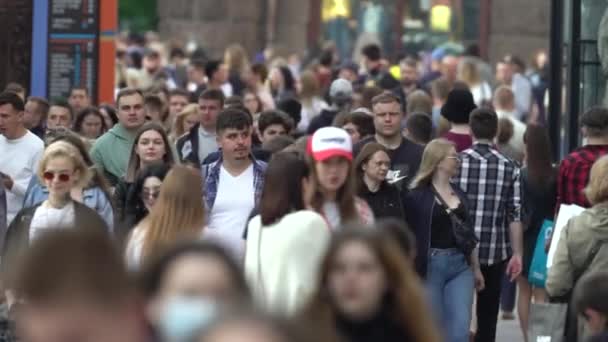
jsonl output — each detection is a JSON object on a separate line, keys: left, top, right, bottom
{"left": 308, "top": 127, "right": 353, "bottom": 162}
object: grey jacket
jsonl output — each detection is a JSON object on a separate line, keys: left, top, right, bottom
{"left": 547, "top": 203, "right": 608, "bottom": 297}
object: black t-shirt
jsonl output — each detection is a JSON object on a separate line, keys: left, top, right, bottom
{"left": 430, "top": 202, "right": 466, "bottom": 249}
{"left": 355, "top": 136, "right": 423, "bottom": 192}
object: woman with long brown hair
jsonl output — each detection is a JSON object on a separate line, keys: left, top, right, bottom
{"left": 307, "top": 127, "right": 374, "bottom": 229}
{"left": 516, "top": 124, "right": 555, "bottom": 341}
{"left": 115, "top": 122, "right": 175, "bottom": 231}
{"left": 125, "top": 165, "right": 205, "bottom": 269}
{"left": 300, "top": 227, "right": 440, "bottom": 342}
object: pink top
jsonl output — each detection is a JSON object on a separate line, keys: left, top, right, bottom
{"left": 443, "top": 131, "right": 473, "bottom": 152}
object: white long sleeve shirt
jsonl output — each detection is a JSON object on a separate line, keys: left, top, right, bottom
{"left": 245, "top": 211, "right": 330, "bottom": 316}
{"left": 0, "top": 131, "right": 44, "bottom": 225}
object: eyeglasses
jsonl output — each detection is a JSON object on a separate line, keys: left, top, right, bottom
{"left": 141, "top": 189, "right": 160, "bottom": 200}
{"left": 43, "top": 171, "right": 71, "bottom": 182}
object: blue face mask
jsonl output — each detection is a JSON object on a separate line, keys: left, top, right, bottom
{"left": 158, "top": 296, "right": 217, "bottom": 342}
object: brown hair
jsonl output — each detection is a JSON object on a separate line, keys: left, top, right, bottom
{"left": 260, "top": 152, "right": 310, "bottom": 226}
{"left": 300, "top": 227, "right": 440, "bottom": 342}
{"left": 584, "top": 156, "right": 608, "bottom": 205}
{"left": 431, "top": 77, "right": 450, "bottom": 102}
{"left": 469, "top": 108, "right": 498, "bottom": 140}
{"left": 224, "top": 44, "right": 250, "bottom": 74}
{"left": 360, "top": 86, "right": 383, "bottom": 110}
{"left": 13, "top": 229, "right": 130, "bottom": 307}
{"left": 458, "top": 59, "right": 481, "bottom": 86}
{"left": 308, "top": 156, "right": 358, "bottom": 224}
{"left": 406, "top": 90, "right": 432, "bottom": 115}
{"left": 141, "top": 166, "right": 206, "bottom": 262}
{"left": 354, "top": 143, "right": 389, "bottom": 192}
{"left": 298, "top": 70, "right": 321, "bottom": 103}
{"left": 116, "top": 88, "right": 144, "bottom": 107}
{"left": 524, "top": 124, "right": 555, "bottom": 189}
{"left": 494, "top": 86, "right": 515, "bottom": 110}
{"left": 125, "top": 122, "right": 175, "bottom": 182}
{"left": 497, "top": 117, "right": 514, "bottom": 145}
{"left": 580, "top": 107, "right": 608, "bottom": 137}
{"left": 371, "top": 92, "right": 402, "bottom": 108}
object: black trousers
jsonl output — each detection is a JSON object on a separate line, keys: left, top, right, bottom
{"left": 475, "top": 260, "right": 507, "bottom": 342}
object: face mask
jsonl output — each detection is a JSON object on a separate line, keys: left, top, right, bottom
{"left": 159, "top": 296, "right": 217, "bottom": 342}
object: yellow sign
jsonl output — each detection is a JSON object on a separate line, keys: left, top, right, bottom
{"left": 322, "top": 0, "right": 351, "bottom": 21}
{"left": 430, "top": 5, "right": 451, "bottom": 32}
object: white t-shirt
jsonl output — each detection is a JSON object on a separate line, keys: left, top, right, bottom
{"left": 29, "top": 202, "right": 75, "bottom": 241}
{"left": 0, "top": 131, "right": 44, "bottom": 226}
{"left": 497, "top": 110, "right": 526, "bottom": 154}
{"left": 322, "top": 201, "right": 341, "bottom": 229}
{"left": 207, "top": 165, "right": 255, "bottom": 260}
{"left": 470, "top": 82, "right": 492, "bottom": 107}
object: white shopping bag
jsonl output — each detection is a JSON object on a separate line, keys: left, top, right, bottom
{"left": 547, "top": 204, "right": 585, "bottom": 268}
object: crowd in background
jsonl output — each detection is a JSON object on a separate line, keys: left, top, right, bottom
{"left": 0, "top": 31, "right": 607, "bottom": 342}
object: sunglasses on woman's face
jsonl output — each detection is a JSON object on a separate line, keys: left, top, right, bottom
{"left": 43, "top": 171, "right": 71, "bottom": 182}
{"left": 141, "top": 189, "right": 160, "bottom": 200}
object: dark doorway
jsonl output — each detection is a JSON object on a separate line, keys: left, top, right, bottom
{"left": 0, "top": 0, "right": 32, "bottom": 92}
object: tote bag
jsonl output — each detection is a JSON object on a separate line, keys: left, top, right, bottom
{"left": 529, "top": 220, "right": 554, "bottom": 288}
{"left": 528, "top": 302, "right": 567, "bottom": 342}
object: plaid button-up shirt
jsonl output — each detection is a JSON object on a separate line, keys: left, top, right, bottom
{"left": 202, "top": 155, "right": 267, "bottom": 213}
{"left": 454, "top": 143, "right": 523, "bottom": 266}
{"left": 556, "top": 145, "right": 608, "bottom": 211}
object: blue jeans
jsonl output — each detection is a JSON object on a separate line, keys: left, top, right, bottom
{"left": 426, "top": 248, "right": 474, "bottom": 342}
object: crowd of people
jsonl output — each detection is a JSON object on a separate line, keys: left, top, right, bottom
{"left": 0, "top": 35, "right": 607, "bottom": 342}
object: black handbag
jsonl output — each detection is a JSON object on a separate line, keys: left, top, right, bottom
{"left": 431, "top": 186, "right": 479, "bottom": 257}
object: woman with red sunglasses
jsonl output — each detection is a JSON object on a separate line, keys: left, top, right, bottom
{"left": 3, "top": 141, "right": 108, "bottom": 280}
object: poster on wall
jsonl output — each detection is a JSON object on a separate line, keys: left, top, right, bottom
{"left": 47, "top": 0, "right": 99, "bottom": 102}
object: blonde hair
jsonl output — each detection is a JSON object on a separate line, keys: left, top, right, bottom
{"left": 141, "top": 166, "right": 206, "bottom": 262}
{"left": 173, "top": 103, "right": 199, "bottom": 138}
{"left": 410, "top": 139, "right": 455, "bottom": 189}
{"left": 585, "top": 156, "right": 608, "bottom": 206}
{"left": 38, "top": 141, "right": 91, "bottom": 189}
{"left": 299, "top": 70, "right": 321, "bottom": 103}
{"left": 224, "top": 44, "right": 250, "bottom": 74}
{"left": 458, "top": 59, "right": 481, "bottom": 86}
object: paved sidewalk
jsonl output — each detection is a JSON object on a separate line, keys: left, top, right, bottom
{"left": 497, "top": 316, "right": 524, "bottom": 341}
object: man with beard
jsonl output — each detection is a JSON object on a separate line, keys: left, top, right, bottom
{"left": 393, "top": 57, "right": 422, "bottom": 113}
{"left": 202, "top": 108, "right": 267, "bottom": 260}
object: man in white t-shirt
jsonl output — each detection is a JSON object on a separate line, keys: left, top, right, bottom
{"left": 493, "top": 86, "right": 526, "bottom": 155}
{"left": 0, "top": 91, "right": 44, "bottom": 229}
{"left": 202, "top": 108, "right": 267, "bottom": 260}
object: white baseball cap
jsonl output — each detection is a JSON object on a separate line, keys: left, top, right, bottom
{"left": 308, "top": 127, "right": 353, "bottom": 161}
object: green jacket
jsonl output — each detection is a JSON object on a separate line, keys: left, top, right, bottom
{"left": 546, "top": 203, "right": 608, "bottom": 297}
{"left": 90, "top": 124, "right": 135, "bottom": 186}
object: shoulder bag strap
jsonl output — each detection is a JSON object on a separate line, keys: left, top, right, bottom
{"left": 431, "top": 185, "right": 464, "bottom": 226}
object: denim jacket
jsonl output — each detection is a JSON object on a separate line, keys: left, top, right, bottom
{"left": 201, "top": 155, "right": 267, "bottom": 213}
{"left": 23, "top": 176, "right": 114, "bottom": 233}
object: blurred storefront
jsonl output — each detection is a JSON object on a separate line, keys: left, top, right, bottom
{"left": 549, "top": 0, "right": 607, "bottom": 157}
{"left": 317, "top": 0, "right": 478, "bottom": 60}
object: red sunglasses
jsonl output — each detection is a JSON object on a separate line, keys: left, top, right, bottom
{"left": 43, "top": 171, "right": 71, "bottom": 182}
